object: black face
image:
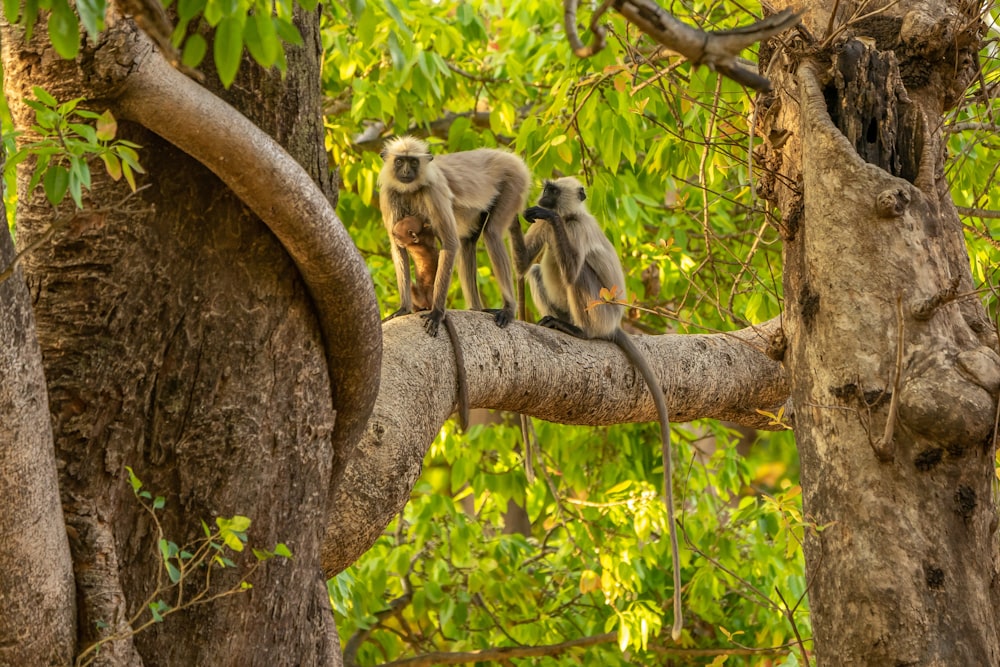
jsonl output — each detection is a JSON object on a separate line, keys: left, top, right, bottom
{"left": 538, "top": 181, "right": 560, "bottom": 209}
{"left": 394, "top": 156, "right": 422, "bottom": 184}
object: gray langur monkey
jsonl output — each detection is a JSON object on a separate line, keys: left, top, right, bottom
{"left": 513, "top": 176, "right": 684, "bottom": 641}
{"left": 378, "top": 136, "right": 531, "bottom": 337}
{"left": 391, "top": 214, "right": 469, "bottom": 431}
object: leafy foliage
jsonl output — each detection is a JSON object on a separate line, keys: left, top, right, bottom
{"left": 75, "top": 468, "right": 292, "bottom": 667}
{"left": 4, "top": 87, "right": 143, "bottom": 209}
{"left": 323, "top": 1, "right": 999, "bottom": 665}
{"left": 0, "top": 0, "right": 311, "bottom": 88}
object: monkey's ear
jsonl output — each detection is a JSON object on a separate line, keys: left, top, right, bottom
{"left": 380, "top": 149, "right": 387, "bottom": 159}
{"left": 577, "top": 187, "right": 586, "bottom": 202}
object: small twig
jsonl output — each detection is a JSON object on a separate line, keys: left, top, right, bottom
{"left": 0, "top": 185, "right": 152, "bottom": 286}
{"left": 563, "top": 0, "right": 614, "bottom": 57}
{"left": 871, "top": 295, "right": 904, "bottom": 462}
{"left": 774, "top": 587, "right": 811, "bottom": 666}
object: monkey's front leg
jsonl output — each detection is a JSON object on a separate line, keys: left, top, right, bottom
{"left": 423, "top": 236, "right": 458, "bottom": 337}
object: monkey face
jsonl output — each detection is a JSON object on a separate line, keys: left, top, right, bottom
{"left": 538, "top": 181, "right": 560, "bottom": 209}
{"left": 394, "top": 156, "right": 423, "bottom": 184}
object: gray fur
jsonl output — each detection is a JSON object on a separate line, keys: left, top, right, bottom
{"left": 379, "top": 136, "right": 531, "bottom": 334}
{"left": 515, "top": 176, "right": 684, "bottom": 640}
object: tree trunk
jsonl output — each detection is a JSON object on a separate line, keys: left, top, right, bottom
{"left": 0, "top": 206, "right": 76, "bottom": 664}
{"left": 1, "top": 11, "right": 346, "bottom": 665}
{"left": 760, "top": 1, "right": 1000, "bottom": 662}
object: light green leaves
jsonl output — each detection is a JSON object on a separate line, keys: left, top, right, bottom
{"left": 5, "top": 87, "right": 145, "bottom": 210}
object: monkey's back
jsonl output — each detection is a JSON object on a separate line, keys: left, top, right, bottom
{"left": 435, "top": 149, "right": 531, "bottom": 213}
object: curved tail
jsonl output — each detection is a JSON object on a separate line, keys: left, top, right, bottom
{"left": 611, "top": 330, "right": 683, "bottom": 641}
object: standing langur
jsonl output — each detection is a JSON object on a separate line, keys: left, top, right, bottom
{"left": 513, "top": 177, "right": 684, "bottom": 641}
{"left": 378, "top": 136, "right": 530, "bottom": 336}
{"left": 391, "top": 215, "right": 470, "bottom": 431}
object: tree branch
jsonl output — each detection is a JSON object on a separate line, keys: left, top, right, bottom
{"left": 566, "top": 0, "right": 801, "bottom": 90}
{"left": 107, "top": 28, "right": 382, "bottom": 452}
{"left": 324, "top": 313, "right": 787, "bottom": 575}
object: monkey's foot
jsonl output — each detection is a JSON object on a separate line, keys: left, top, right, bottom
{"left": 384, "top": 307, "right": 412, "bottom": 322}
{"left": 484, "top": 307, "right": 514, "bottom": 328}
{"left": 421, "top": 309, "right": 444, "bottom": 337}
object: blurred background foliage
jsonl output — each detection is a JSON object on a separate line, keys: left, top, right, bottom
{"left": 320, "top": 1, "right": 999, "bottom": 665}
{"left": 319, "top": 1, "right": 999, "bottom": 665}
{"left": 2, "top": 0, "right": 998, "bottom": 663}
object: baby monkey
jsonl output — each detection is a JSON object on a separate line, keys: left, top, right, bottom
{"left": 514, "top": 177, "right": 684, "bottom": 641}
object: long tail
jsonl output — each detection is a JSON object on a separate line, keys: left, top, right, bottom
{"left": 442, "top": 314, "right": 470, "bottom": 432}
{"left": 612, "top": 329, "right": 683, "bottom": 641}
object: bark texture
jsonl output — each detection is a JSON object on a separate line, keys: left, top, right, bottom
{"left": 759, "top": 1, "right": 999, "bottom": 662}
{"left": 0, "top": 224, "right": 76, "bottom": 663}
{"left": 1, "top": 8, "right": 372, "bottom": 665}
{"left": 324, "top": 313, "right": 787, "bottom": 575}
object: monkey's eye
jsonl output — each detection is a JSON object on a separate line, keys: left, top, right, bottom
{"left": 395, "top": 157, "right": 405, "bottom": 167}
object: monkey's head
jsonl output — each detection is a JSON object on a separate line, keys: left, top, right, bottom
{"left": 392, "top": 215, "right": 427, "bottom": 247}
{"left": 380, "top": 136, "right": 433, "bottom": 188}
{"left": 538, "top": 177, "right": 587, "bottom": 212}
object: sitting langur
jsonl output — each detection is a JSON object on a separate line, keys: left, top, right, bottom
{"left": 391, "top": 215, "right": 470, "bottom": 431}
{"left": 514, "top": 177, "right": 684, "bottom": 641}
{"left": 379, "top": 136, "right": 530, "bottom": 336}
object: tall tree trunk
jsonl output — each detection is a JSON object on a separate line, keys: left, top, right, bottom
{"left": 1, "top": 11, "right": 345, "bottom": 665}
{"left": 0, "top": 206, "right": 76, "bottom": 664}
{"left": 760, "top": 1, "right": 999, "bottom": 662}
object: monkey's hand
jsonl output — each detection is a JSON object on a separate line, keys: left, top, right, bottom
{"left": 523, "top": 206, "right": 558, "bottom": 224}
{"left": 421, "top": 308, "right": 445, "bottom": 337}
{"left": 384, "top": 307, "right": 411, "bottom": 322}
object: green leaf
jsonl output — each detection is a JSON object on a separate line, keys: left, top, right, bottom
{"left": 76, "top": 0, "right": 106, "bottom": 39}
{"left": 214, "top": 16, "right": 244, "bottom": 88}
{"left": 181, "top": 34, "right": 208, "bottom": 69}
{"left": 165, "top": 562, "right": 181, "bottom": 583}
{"left": 47, "top": 0, "right": 80, "bottom": 59}
{"left": 273, "top": 543, "right": 292, "bottom": 558}
{"left": 3, "top": 0, "right": 20, "bottom": 23}
{"left": 68, "top": 122, "right": 97, "bottom": 144}
{"left": 177, "top": 0, "right": 205, "bottom": 21}
{"left": 152, "top": 496, "right": 165, "bottom": 510}
{"left": 22, "top": 0, "right": 38, "bottom": 39}
{"left": 386, "top": 31, "right": 406, "bottom": 71}
{"left": 274, "top": 18, "right": 301, "bottom": 47}
{"left": 43, "top": 164, "right": 69, "bottom": 206}
{"left": 244, "top": 12, "right": 278, "bottom": 68}
{"left": 32, "top": 86, "right": 58, "bottom": 108}
{"left": 125, "top": 466, "right": 142, "bottom": 493}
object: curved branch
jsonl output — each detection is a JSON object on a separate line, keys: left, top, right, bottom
{"left": 109, "top": 32, "right": 382, "bottom": 451}
{"left": 324, "top": 313, "right": 787, "bottom": 575}
{"left": 610, "top": 1, "right": 800, "bottom": 91}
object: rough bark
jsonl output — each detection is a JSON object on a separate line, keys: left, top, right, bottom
{"left": 324, "top": 313, "right": 787, "bottom": 575}
{"left": 0, "top": 222, "right": 76, "bottom": 663}
{"left": 759, "top": 1, "right": 999, "bottom": 662}
{"left": 1, "top": 8, "right": 373, "bottom": 664}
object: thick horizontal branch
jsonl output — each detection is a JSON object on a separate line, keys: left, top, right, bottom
{"left": 323, "top": 313, "right": 787, "bottom": 575}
